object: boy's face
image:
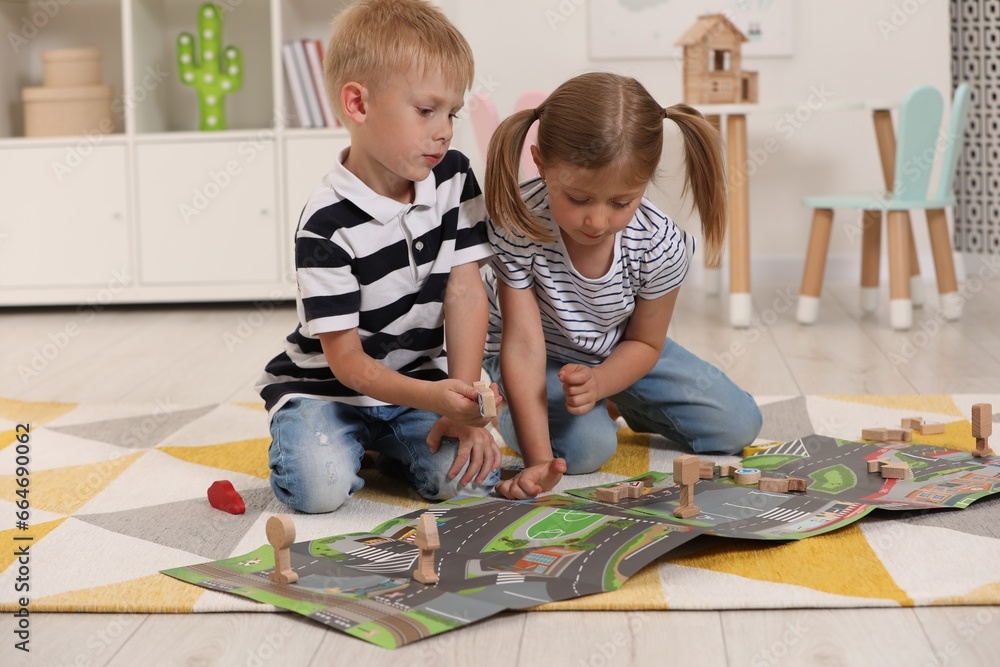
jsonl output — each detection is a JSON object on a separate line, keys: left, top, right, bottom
{"left": 350, "top": 67, "right": 465, "bottom": 200}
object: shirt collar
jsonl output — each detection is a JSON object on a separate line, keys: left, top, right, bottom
{"left": 326, "top": 147, "right": 437, "bottom": 225}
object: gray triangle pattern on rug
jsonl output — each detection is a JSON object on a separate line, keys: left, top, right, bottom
{"left": 758, "top": 396, "right": 814, "bottom": 442}
{"left": 49, "top": 405, "right": 218, "bottom": 448}
{"left": 75, "top": 486, "right": 278, "bottom": 560}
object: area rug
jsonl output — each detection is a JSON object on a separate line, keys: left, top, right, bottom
{"left": 1, "top": 394, "right": 999, "bottom": 614}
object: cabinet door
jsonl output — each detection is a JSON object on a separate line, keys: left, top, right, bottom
{"left": 0, "top": 144, "right": 130, "bottom": 288}
{"left": 136, "top": 139, "right": 279, "bottom": 285}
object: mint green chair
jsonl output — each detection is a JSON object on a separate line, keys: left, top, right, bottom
{"left": 796, "top": 84, "right": 970, "bottom": 330}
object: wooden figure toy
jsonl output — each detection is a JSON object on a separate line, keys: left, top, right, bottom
{"left": 732, "top": 468, "right": 761, "bottom": 485}
{"left": 787, "top": 478, "right": 808, "bottom": 492}
{"left": 266, "top": 514, "right": 298, "bottom": 584}
{"left": 699, "top": 460, "right": 716, "bottom": 480}
{"left": 615, "top": 482, "right": 643, "bottom": 499}
{"left": 758, "top": 477, "right": 790, "bottom": 493}
{"left": 673, "top": 455, "right": 701, "bottom": 518}
{"left": 596, "top": 486, "right": 624, "bottom": 503}
{"left": 473, "top": 381, "right": 497, "bottom": 420}
{"left": 861, "top": 428, "right": 888, "bottom": 441}
{"left": 972, "top": 403, "right": 995, "bottom": 458}
{"left": 918, "top": 421, "right": 945, "bottom": 435}
{"left": 881, "top": 461, "right": 910, "bottom": 480}
{"left": 413, "top": 512, "right": 441, "bottom": 585}
{"left": 719, "top": 464, "right": 736, "bottom": 478}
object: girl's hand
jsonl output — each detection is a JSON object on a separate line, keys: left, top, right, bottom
{"left": 426, "top": 418, "right": 502, "bottom": 486}
{"left": 496, "top": 459, "right": 567, "bottom": 500}
{"left": 558, "top": 363, "right": 601, "bottom": 415}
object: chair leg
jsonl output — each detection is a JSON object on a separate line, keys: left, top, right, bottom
{"left": 860, "top": 209, "right": 881, "bottom": 314}
{"left": 886, "top": 210, "right": 913, "bottom": 330}
{"left": 906, "top": 213, "right": 925, "bottom": 308}
{"left": 798, "top": 208, "right": 834, "bottom": 324}
{"left": 926, "top": 208, "right": 962, "bottom": 320}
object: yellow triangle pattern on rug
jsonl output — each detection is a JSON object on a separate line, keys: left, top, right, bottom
{"left": 32, "top": 574, "right": 204, "bottom": 612}
{"left": 534, "top": 559, "right": 668, "bottom": 611}
{"left": 668, "top": 524, "right": 914, "bottom": 605}
{"left": 931, "top": 580, "right": 1000, "bottom": 606}
{"left": 0, "top": 398, "right": 77, "bottom": 427}
{"left": 826, "top": 394, "right": 962, "bottom": 417}
{"left": 0, "top": 453, "right": 144, "bottom": 515}
{"left": 601, "top": 428, "right": 652, "bottom": 478}
{"left": 158, "top": 439, "right": 270, "bottom": 479}
{"left": 0, "top": 518, "right": 67, "bottom": 572}
{"left": 911, "top": 419, "right": 979, "bottom": 451}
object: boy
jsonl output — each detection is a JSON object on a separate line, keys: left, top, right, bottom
{"left": 256, "top": 0, "right": 500, "bottom": 514}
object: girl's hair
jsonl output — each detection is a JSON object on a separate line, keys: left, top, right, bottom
{"left": 485, "top": 72, "right": 727, "bottom": 265}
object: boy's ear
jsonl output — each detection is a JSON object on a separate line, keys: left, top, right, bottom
{"left": 530, "top": 145, "right": 545, "bottom": 181}
{"left": 341, "top": 82, "right": 368, "bottom": 124}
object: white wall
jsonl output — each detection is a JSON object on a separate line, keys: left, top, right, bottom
{"left": 450, "top": 1, "right": 952, "bottom": 287}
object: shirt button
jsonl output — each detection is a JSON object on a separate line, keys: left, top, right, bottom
{"left": 414, "top": 241, "right": 424, "bottom": 251}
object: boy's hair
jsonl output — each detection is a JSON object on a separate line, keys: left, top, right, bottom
{"left": 324, "top": 0, "right": 475, "bottom": 123}
{"left": 485, "top": 72, "right": 727, "bottom": 266}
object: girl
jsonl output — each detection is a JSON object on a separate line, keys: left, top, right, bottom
{"left": 483, "top": 72, "right": 762, "bottom": 499}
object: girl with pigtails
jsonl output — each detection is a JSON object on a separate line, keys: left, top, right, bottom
{"left": 482, "top": 72, "right": 762, "bottom": 499}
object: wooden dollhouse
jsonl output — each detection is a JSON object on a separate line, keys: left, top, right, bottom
{"left": 677, "top": 13, "right": 758, "bottom": 105}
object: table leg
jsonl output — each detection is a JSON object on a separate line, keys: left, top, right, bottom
{"left": 704, "top": 114, "right": 722, "bottom": 296}
{"left": 727, "top": 113, "right": 751, "bottom": 328}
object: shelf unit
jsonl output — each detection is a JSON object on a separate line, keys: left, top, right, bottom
{"left": 0, "top": 0, "right": 359, "bottom": 305}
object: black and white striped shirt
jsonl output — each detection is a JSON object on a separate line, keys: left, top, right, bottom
{"left": 257, "top": 148, "right": 491, "bottom": 415}
{"left": 485, "top": 179, "right": 692, "bottom": 366}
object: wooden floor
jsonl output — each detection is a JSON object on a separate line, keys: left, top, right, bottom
{"left": 4, "top": 279, "right": 1000, "bottom": 666}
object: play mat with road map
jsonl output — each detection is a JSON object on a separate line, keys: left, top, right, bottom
{"left": 162, "top": 434, "right": 1000, "bottom": 649}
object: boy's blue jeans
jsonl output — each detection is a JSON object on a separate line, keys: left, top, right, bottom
{"left": 267, "top": 399, "right": 500, "bottom": 514}
{"left": 483, "top": 338, "right": 762, "bottom": 474}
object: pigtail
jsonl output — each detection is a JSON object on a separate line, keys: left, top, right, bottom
{"left": 664, "top": 104, "right": 727, "bottom": 267}
{"left": 485, "top": 109, "right": 555, "bottom": 242}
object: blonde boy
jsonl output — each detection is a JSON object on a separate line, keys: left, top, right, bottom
{"left": 256, "top": 0, "right": 500, "bottom": 513}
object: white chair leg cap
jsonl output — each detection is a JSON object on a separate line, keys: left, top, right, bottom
{"left": 704, "top": 267, "right": 721, "bottom": 296}
{"left": 941, "top": 291, "right": 963, "bottom": 321}
{"left": 860, "top": 288, "right": 879, "bottom": 314}
{"left": 797, "top": 295, "right": 820, "bottom": 325}
{"left": 910, "top": 276, "right": 925, "bottom": 308}
{"left": 730, "top": 293, "right": 753, "bottom": 328}
{"left": 890, "top": 299, "right": 913, "bottom": 330}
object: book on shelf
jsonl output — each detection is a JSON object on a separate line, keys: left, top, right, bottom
{"left": 281, "top": 42, "right": 312, "bottom": 128}
{"left": 304, "top": 39, "right": 337, "bottom": 128}
{"left": 292, "top": 40, "right": 323, "bottom": 128}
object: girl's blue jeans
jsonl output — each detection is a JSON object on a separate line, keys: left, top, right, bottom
{"left": 267, "top": 398, "right": 500, "bottom": 513}
{"left": 483, "top": 338, "right": 762, "bottom": 474}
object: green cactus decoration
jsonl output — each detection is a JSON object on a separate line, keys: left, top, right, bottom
{"left": 176, "top": 3, "right": 243, "bottom": 131}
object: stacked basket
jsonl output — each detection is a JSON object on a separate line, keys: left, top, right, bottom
{"left": 22, "top": 48, "right": 114, "bottom": 137}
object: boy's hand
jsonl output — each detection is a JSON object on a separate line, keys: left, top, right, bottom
{"left": 427, "top": 418, "right": 502, "bottom": 487}
{"left": 559, "top": 364, "right": 600, "bottom": 415}
{"left": 495, "top": 459, "right": 567, "bottom": 500}
{"left": 432, "top": 380, "right": 492, "bottom": 427}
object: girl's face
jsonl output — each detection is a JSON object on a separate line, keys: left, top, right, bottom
{"left": 536, "top": 155, "right": 647, "bottom": 254}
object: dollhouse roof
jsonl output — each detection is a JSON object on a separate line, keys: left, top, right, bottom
{"left": 675, "top": 13, "right": 748, "bottom": 46}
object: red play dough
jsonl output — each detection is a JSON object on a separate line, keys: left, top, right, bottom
{"left": 208, "top": 480, "right": 246, "bottom": 514}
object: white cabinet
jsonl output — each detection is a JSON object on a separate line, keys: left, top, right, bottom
{"left": 136, "top": 139, "right": 279, "bottom": 285}
{"left": 0, "top": 0, "right": 370, "bottom": 305}
{"left": 0, "top": 142, "right": 130, "bottom": 290}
